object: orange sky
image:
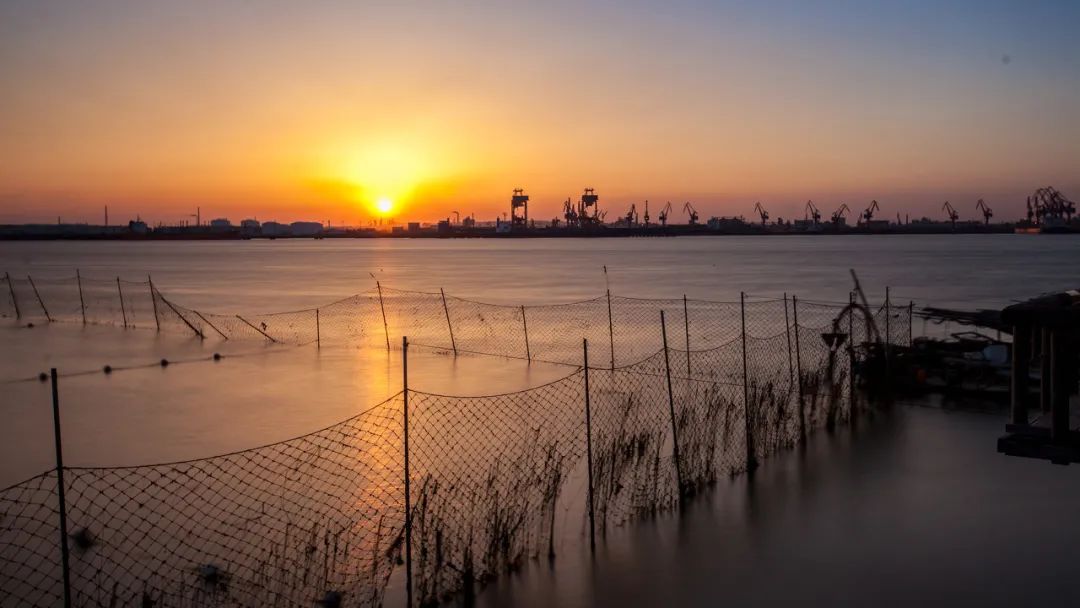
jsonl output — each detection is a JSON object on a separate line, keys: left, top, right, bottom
{"left": 1, "top": 1, "right": 1077, "bottom": 226}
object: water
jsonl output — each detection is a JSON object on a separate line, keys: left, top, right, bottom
{"left": 2, "top": 235, "right": 1078, "bottom": 605}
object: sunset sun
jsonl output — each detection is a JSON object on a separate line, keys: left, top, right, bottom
{"left": 376, "top": 198, "right": 394, "bottom": 215}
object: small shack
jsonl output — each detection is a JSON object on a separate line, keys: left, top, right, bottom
{"left": 998, "top": 289, "right": 1080, "bottom": 464}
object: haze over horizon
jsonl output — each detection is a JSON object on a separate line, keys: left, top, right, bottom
{"left": 1, "top": 0, "right": 1077, "bottom": 226}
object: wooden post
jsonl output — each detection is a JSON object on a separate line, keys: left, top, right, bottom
{"left": 440, "top": 288, "right": 456, "bottom": 355}
{"left": 157, "top": 292, "right": 203, "bottom": 339}
{"left": 191, "top": 310, "right": 228, "bottom": 340}
{"left": 148, "top": 275, "right": 160, "bottom": 332}
{"left": 683, "top": 295, "right": 691, "bottom": 376}
{"left": 908, "top": 301, "right": 913, "bottom": 346}
{"left": 76, "top": 269, "right": 86, "bottom": 325}
{"left": 116, "top": 278, "right": 128, "bottom": 328}
{"left": 402, "top": 337, "right": 413, "bottom": 608}
{"left": 5, "top": 272, "right": 20, "bottom": 320}
{"left": 377, "top": 281, "right": 390, "bottom": 351}
{"left": 1050, "top": 331, "right": 1069, "bottom": 443}
{"left": 1040, "top": 327, "right": 1052, "bottom": 413}
{"left": 27, "top": 275, "right": 52, "bottom": 322}
{"left": 740, "top": 292, "right": 757, "bottom": 471}
{"left": 606, "top": 289, "right": 615, "bottom": 370}
{"left": 583, "top": 338, "right": 596, "bottom": 552}
{"left": 236, "top": 315, "right": 275, "bottom": 343}
{"left": 316, "top": 309, "right": 320, "bottom": 349}
{"left": 793, "top": 295, "right": 805, "bottom": 444}
{"left": 660, "top": 311, "right": 685, "bottom": 496}
{"left": 1010, "top": 324, "right": 1030, "bottom": 427}
{"left": 50, "top": 369, "right": 72, "bottom": 608}
{"left": 522, "top": 306, "right": 531, "bottom": 361}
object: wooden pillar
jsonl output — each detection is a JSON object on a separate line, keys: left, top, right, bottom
{"left": 1050, "top": 331, "right": 1070, "bottom": 443}
{"left": 1010, "top": 324, "right": 1030, "bottom": 427}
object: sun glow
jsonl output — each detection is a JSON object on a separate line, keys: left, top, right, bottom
{"left": 376, "top": 198, "right": 394, "bottom": 215}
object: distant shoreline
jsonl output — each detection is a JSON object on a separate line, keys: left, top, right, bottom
{"left": 3, "top": 223, "right": 1072, "bottom": 241}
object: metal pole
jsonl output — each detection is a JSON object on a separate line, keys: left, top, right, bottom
{"left": 783, "top": 293, "right": 793, "bottom": 385}
{"left": 908, "top": 301, "right": 913, "bottom": 346}
{"left": 583, "top": 338, "right": 596, "bottom": 552}
{"left": 316, "top": 308, "right": 320, "bottom": 349}
{"left": 522, "top": 306, "right": 531, "bottom": 362}
{"left": 606, "top": 289, "right": 615, "bottom": 370}
{"left": 683, "top": 295, "right": 691, "bottom": 376}
{"left": 402, "top": 337, "right": 414, "bottom": 608}
{"left": 793, "top": 295, "right": 805, "bottom": 444}
{"left": 377, "top": 281, "right": 390, "bottom": 351}
{"left": 5, "top": 272, "right": 20, "bottom": 320}
{"left": 740, "top": 293, "right": 756, "bottom": 470}
{"left": 27, "top": 275, "right": 52, "bottom": 322}
{"left": 660, "top": 311, "right": 685, "bottom": 496}
{"left": 50, "top": 369, "right": 72, "bottom": 608}
{"left": 848, "top": 292, "right": 856, "bottom": 419}
{"left": 76, "top": 269, "right": 86, "bottom": 325}
{"left": 148, "top": 275, "right": 160, "bottom": 332}
{"left": 440, "top": 288, "right": 456, "bottom": 355}
{"left": 117, "top": 278, "right": 128, "bottom": 328}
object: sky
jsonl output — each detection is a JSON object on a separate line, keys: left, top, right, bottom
{"left": 1, "top": 0, "right": 1077, "bottom": 226}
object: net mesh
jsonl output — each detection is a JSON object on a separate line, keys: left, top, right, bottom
{"left": 1, "top": 273, "right": 911, "bottom": 607}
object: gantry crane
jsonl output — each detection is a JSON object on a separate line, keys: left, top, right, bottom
{"left": 975, "top": 199, "right": 992, "bottom": 225}
{"left": 942, "top": 201, "right": 959, "bottom": 228}
{"left": 832, "top": 203, "right": 850, "bottom": 225}
{"left": 861, "top": 200, "right": 880, "bottom": 225}
{"left": 579, "top": 188, "right": 601, "bottom": 227}
{"left": 1028, "top": 186, "right": 1076, "bottom": 225}
{"left": 805, "top": 200, "right": 821, "bottom": 224}
{"left": 658, "top": 202, "right": 672, "bottom": 227}
{"left": 643, "top": 201, "right": 650, "bottom": 229}
{"left": 683, "top": 202, "right": 699, "bottom": 225}
{"left": 510, "top": 189, "right": 529, "bottom": 229}
{"left": 753, "top": 202, "right": 769, "bottom": 226}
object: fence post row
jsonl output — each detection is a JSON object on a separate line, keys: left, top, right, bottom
{"left": 582, "top": 339, "right": 596, "bottom": 552}
{"left": 5, "top": 272, "right": 20, "bottom": 320}
{"left": 793, "top": 295, "right": 805, "bottom": 444}
{"left": 401, "top": 337, "right": 414, "bottom": 608}
{"left": 116, "top": 278, "right": 128, "bottom": 328}
{"left": 606, "top": 289, "right": 615, "bottom": 370}
{"left": 50, "top": 369, "right": 72, "bottom": 608}
{"left": 521, "top": 306, "right": 531, "bottom": 361}
{"left": 377, "top": 281, "right": 390, "bottom": 351}
{"left": 740, "top": 292, "right": 756, "bottom": 471}
{"left": 682, "top": 295, "right": 691, "bottom": 376}
{"left": 660, "top": 311, "right": 685, "bottom": 497}
{"left": 27, "top": 274, "right": 52, "bottom": 322}
{"left": 76, "top": 269, "right": 86, "bottom": 325}
{"left": 440, "top": 288, "right": 456, "bottom": 355}
{"left": 148, "top": 275, "right": 161, "bottom": 332}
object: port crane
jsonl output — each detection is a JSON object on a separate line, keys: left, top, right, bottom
{"left": 805, "top": 200, "right": 821, "bottom": 225}
{"left": 942, "top": 201, "right": 959, "bottom": 228}
{"left": 658, "top": 202, "right": 672, "bottom": 227}
{"left": 832, "top": 204, "right": 850, "bottom": 226}
{"left": 643, "top": 201, "right": 650, "bottom": 229}
{"left": 624, "top": 203, "right": 639, "bottom": 227}
{"left": 975, "top": 199, "right": 992, "bottom": 225}
{"left": 578, "top": 188, "right": 602, "bottom": 227}
{"left": 1028, "top": 186, "right": 1075, "bottom": 225}
{"left": 683, "top": 202, "right": 699, "bottom": 225}
{"left": 860, "top": 200, "right": 880, "bottom": 225}
{"left": 753, "top": 202, "right": 769, "bottom": 226}
{"left": 510, "top": 189, "right": 529, "bottom": 229}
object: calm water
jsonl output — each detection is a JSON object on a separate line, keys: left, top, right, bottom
{"left": 2, "top": 236, "right": 1079, "bottom": 606}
